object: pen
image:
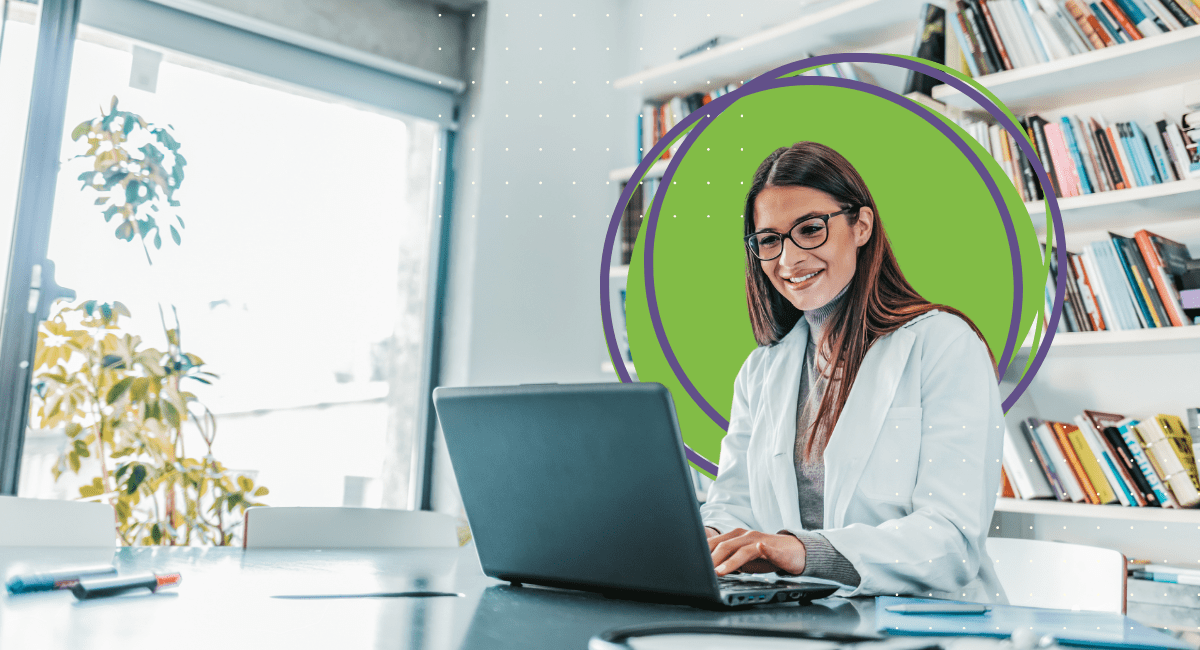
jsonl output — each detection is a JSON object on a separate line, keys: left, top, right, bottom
{"left": 5, "top": 566, "right": 119, "bottom": 594}
{"left": 886, "top": 603, "right": 990, "bottom": 615}
{"left": 71, "top": 572, "right": 182, "bottom": 600}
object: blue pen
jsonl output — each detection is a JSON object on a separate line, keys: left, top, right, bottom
{"left": 5, "top": 566, "right": 118, "bottom": 594}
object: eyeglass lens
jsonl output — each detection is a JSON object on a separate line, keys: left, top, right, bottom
{"left": 749, "top": 218, "right": 828, "bottom": 260}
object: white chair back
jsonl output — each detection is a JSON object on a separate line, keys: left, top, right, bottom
{"left": 243, "top": 506, "right": 458, "bottom": 549}
{"left": 0, "top": 496, "right": 115, "bottom": 547}
{"left": 987, "top": 537, "right": 1126, "bottom": 613}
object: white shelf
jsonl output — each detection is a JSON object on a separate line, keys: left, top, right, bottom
{"left": 1029, "top": 178, "right": 1200, "bottom": 235}
{"left": 609, "top": 160, "right": 669, "bottom": 183}
{"left": 932, "top": 26, "right": 1200, "bottom": 114}
{"left": 613, "top": 0, "right": 925, "bottom": 101}
{"left": 1020, "top": 326, "right": 1200, "bottom": 357}
{"left": 996, "top": 498, "right": 1200, "bottom": 524}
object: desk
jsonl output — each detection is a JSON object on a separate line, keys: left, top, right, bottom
{"left": 0, "top": 545, "right": 1004, "bottom": 650}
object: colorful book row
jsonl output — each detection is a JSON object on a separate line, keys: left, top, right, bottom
{"left": 941, "top": 0, "right": 1200, "bottom": 79}
{"left": 959, "top": 110, "right": 1200, "bottom": 205}
{"left": 1045, "top": 229, "right": 1200, "bottom": 333}
{"left": 1001, "top": 409, "right": 1200, "bottom": 508}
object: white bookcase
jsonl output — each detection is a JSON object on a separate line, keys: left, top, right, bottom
{"left": 609, "top": 1, "right": 1200, "bottom": 567}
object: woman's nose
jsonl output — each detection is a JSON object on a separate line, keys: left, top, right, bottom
{"left": 778, "top": 237, "right": 809, "bottom": 267}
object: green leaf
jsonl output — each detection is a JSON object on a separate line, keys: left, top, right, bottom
{"left": 101, "top": 354, "right": 124, "bottom": 369}
{"left": 153, "top": 233, "right": 162, "bottom": 249}
{"left": 114, "top": 221, "right": 134, "bottom": 241}
{"left": 125, "top": 180, "right": 143, "bottom": 205}
{"left": 163, "top": 400, "right": 181, "bottom": 429}
{"left": 169, "top": 225, "right": 181, "bottom": 245}
{"left": 176, "top": 215, "right": 185, "bottom": 229}
{"left": 102, "top": 205, "right": 121, "bottom": 223}
{"left": 68, "top": 452, "right": 80, "bottom": 473}
{"left": 71, "top": 120, "right": 91, "bottom": 141}
{"left": 150, "top": 523, "right": 162, "bottom": 544}
{"left": 65, "top": 422, "right": 83, "bottom": 438}
{"left": 93, "top": 196, "right": 109, "bottom": 206}
{"left": 127, "top": 464, "right": 147, "bottom": 494}
{"left": 106, "top": 377, "right": 134, "bottom": 404}
{"left": 253, "top": 486, "right": 269, "bottom": 497}
{"left": 100, "top": 303, "right": 112, "bottom": 320}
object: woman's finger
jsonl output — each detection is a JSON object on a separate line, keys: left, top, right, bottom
{"left": 757, "top": 541, "right": 804, "bottom": 575}
{"left": 707, "top": 527, "right": 745, "bottom": 553}
{"left": 715, "top": 542, "right": 764, "bottom": 576}
{"left": 710, "top": 532, "right": 759, "bottom": 568}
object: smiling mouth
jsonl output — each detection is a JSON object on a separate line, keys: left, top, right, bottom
{"left": 785, "top": 270, "right": 822, "bottom": 285}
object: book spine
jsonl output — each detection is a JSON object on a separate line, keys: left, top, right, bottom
{"left": 977, "top": 0, "right": 1017, "bottom": 68}
{"left": 1091, "top": 120, "right": 1126, "bottom": 189}
{"left": 1101, "top": 0, "right": 1146, "bottom": 36}
{"left": 1003, "top": 428, "right": 1038, "bottom": 497}
{"left": 1051, "top": 422, "right": 1100, "bottom": 503}
{"left": 952, "top": 7, "right": 986, "bottom": 76}
{"left": 963, "top": 2, "right": 1002, "bottom": 73}
{"left": 1130, "top": 122, "right": 1163, "bottom": 184}
{"left": 1137, "top": 420, "right": 1199, "bottom": 507}
{"left": 1064, "top": 0, "right": 1114, "bottom": 47}
{"left": 1015, "top": 123, "right": 1042, "bottom": 200}
{"left": 1113, "top": 0, "right": 1163, "bottom": 32}
{"left": 1159, "top": 0, "right": 1199, "bottom": 24}
{"left": 1121, "top": 235, "right": 1172, "bottom": 327}
{"left": 1073, "top": 116, "right": 1107, "bottom": 192}
{"left": 1072, "top": 253, "right": 1106, "bottom": 329}
{"left": 1014, "top": 0, "right": 1052, "bottom": 60}
{"left": 1054, "top": 246, "right": 1086, "bottom": 330}
{"left": 1044, "top": 121, "right": 1082, "bottom": 196}
{"left": 1082, "top": 244, "right": 1122, "bottom": 330}
{"left": 1074, "top": 418, "right": 1127, "bottom": 504}
{"left": 1129, "top": 0, "right": 1175, "bottom": 29}
{"left": 1103, "top": 237, "right": 1146, "bottom": 328}
{"left": 1023, "top": 419, "right": 1070, "bottom": 500}
{"left": 1146, "top": 125, "right": 1178, "bottom": 183}
{"left": 1142, "top": 233, "right": 1186, "bottom": 326}
{"left": 1119, "top": 421, "right": 1177, "bottom": 507}
{"left": 1107, "top": 123, "right": 1139, "bottom": 187}
{"left": 1030, "top": 116, "right": 1063, "bottom": 197}
{"left": 1153, "top": 415, "right": 1200, "bottom": 503}
{"left": 1069, "top": 423, "right": 1120, "bottom": 503}
{"left": 1061, "top": 116, "right": 1094, "bottom": 193}
{"left": 1158, "top": 120, "right": 1185, "bottom": 181}
{"left": 1109, "top": 233, "right": 1157, "bottom": 327}
{"left": 1102, "top": 425, "right": 1157, "bottom": 506}
{"left": 1091, "top": 1, "right": 1130, "bottom": 41}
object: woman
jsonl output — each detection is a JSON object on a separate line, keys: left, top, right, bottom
{"left": 700, "top": 141, "right": 1007, "bottom": 603}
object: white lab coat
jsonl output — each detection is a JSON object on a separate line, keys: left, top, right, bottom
{"left": 701, "top": 310, "right": 1008, "bottom": 603}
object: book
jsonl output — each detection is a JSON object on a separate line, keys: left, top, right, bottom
{"left": 1134, "top": 230, "right": 1191, "bottom": 326}
{"left": 905, "top": 4, "right": 948, "bottom": 95}
{"left": 1013, "top": 0, "right": 1053, "bottom": 61}
{"left": 1091, "top": 1, "right": 1130, "bottom": 42}
{"left": 1029, "top": 116, "right": 1063, "bottom": 196}
{"left": 1023, "top": 418, "right": 1073, "bottom": 500}
{"left": 1115, "top": 233, "right": 1173, "bottom": 328}
{"left": 1118, "top": 418, "right": 1178, "bottom": 507}
{"left": 1058, "top": 420, "right": 1115, "bottom": 503}
{"left": 961, "top": 1, "right": 1003, "bottom": 73}
{"left": 1134, "top": 417, "right": 1200, "bottom": 507}
{"left": 1000, "top": 465, "right": 1017, "bottom": 497}
{"left": 976, "top": 0, "right": 1016, "bottom": 69}
{"left": 1091, "top": 118, "right": 1127, "bottom": 189}
{"left": 1100, "top": 422, "right": 1161, "bottom": 506}
{"left": 1064, "top": 0, "right": 1114, "bottom": 47}
{"left": 1153, "top": 414, "right": 1200, "bottom": 498}
{"left": 1044, "top": 420, "right": 1096, "bottom": 503}
{"left": 1071, "top": 252, "right": 1106, "bottom": 330}
{"left": 1004, "top": 425, "right": 1056, "bottom": 498}
{"left": 1112, "top": 0, "right": 1168, "bottom": 33}
{"left": 1084, "top": 410, "right": 1149, "bottom": 506}
{"left": 1157, "top": 0, "right": 1199, "bottom": 25}
{"left": 952, "top": 6, "right": 986, "bottom": 76}
{"left": 1060, "top": 116, "right": 1094, "bottom": 193}
{"left": 1074, "top": 414, "right": 1133, "bottom": 505}
{"left": 1100, "top": 0, "right": 1146, "bottom": 37}
{"left": 1045, "top": 121, "right": 1083, "bottom": 196}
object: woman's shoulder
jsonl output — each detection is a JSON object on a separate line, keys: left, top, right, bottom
{"left": 899, "top": 309, "right": 976, "bottom": 340}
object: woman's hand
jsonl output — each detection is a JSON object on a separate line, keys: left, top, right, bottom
{"left": 708, "top": 528, "right": 807, "bottom": 577}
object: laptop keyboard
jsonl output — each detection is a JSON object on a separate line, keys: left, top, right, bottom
{"left": 717, "top": 576, "right": 792, "bottom": 592}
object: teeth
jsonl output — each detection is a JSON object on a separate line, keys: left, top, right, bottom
{"left": 787, "top": 271, "right": 819, "bottom": 284}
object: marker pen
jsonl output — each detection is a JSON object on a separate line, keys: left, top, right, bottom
{"left": 71, "top": 572, "right": 182, "bottom": 600}
{"left": 5, "top": 566, "right": 118, "bottom": 594}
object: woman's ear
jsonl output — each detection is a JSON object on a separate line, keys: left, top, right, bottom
{"left": 853, "top": 207, "right": 874, "bottom": 247}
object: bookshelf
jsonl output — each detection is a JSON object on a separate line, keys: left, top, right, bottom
{"left": 932, "top": 26, "right": 1200, "bottom": 114}
{"left": 996, "top": 497, "right": 1200, "bottom": 524}
{"left": 611, "top": 3, "right": 1200, "bottom": 564}
{"left": 613, "top": 0, "right": 928, "bottom": 101}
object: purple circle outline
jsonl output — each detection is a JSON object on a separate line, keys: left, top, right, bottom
{"left": 599, "top": 54, "right": 1065, "bottom": 475}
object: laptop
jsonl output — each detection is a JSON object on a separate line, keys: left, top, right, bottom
{"left": 431, "top": 382, "right": 839, "bottom": 608}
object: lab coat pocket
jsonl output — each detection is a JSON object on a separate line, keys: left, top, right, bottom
{"left": 857, "top": 406, "right": 922, "bottom": 505}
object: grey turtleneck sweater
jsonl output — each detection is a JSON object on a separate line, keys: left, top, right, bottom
{"left": 788, "top": 285, "right": 862, "bottom": 587}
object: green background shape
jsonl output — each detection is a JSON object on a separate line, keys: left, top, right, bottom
{"left": 624, "top": 84, "right": 1045, "bottom": 477}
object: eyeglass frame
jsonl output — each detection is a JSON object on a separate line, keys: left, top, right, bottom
{"left": 743, "top": 206, "right": 858, "bottom": 261}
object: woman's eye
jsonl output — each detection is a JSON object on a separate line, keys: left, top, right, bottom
{"left": 799, "top": 226, "right": 823, "bottom": 236}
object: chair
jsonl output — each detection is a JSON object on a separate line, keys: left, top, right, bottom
{"left": 0, "top": 496, "right": 115, "bottom": 546}
{"left": 242, "top": 506, "right": 459, "bottom": 549}
{"left": 987, "top": 537, "right": 1126, "bottom": 613}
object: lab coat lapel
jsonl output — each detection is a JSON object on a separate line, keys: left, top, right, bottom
{"left": 762, "top": 320, "right": 808, "bottom": 533}
{"left": 823, "top": 327, "right": 916, "bottom": 528}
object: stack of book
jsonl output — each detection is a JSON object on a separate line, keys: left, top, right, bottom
{"left": 616, "top": 178, "right": 659, "bottom": 266}
{"left": 634, "top": 61, "right": 859, "bottom": 164}
{"left": 958, "top": 109, "right": 1200, "bottom": 204}
{"left": 1001, "top": 409, "right": 1200, "bottom": 508}
{"left": 944, "top": 0, "right": 1199, "bottom": 79}
{"left": 638, "top": 84, "right": 741, "bottom": 163}
{"left": 1043, "top": 230, "right": 1200, "bottom": 333}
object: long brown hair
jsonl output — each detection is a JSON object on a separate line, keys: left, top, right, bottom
{"left": 744, "top": 142, "right": 994, "bottom": 462}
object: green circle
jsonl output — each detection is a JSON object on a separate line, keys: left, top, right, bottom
{"left": 624, "top": 84, "right": 1043, "bottom": 475}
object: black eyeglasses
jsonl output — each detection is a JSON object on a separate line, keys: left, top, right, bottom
{"left": 744, "top": 207, "right": 856, "bottom": 261}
